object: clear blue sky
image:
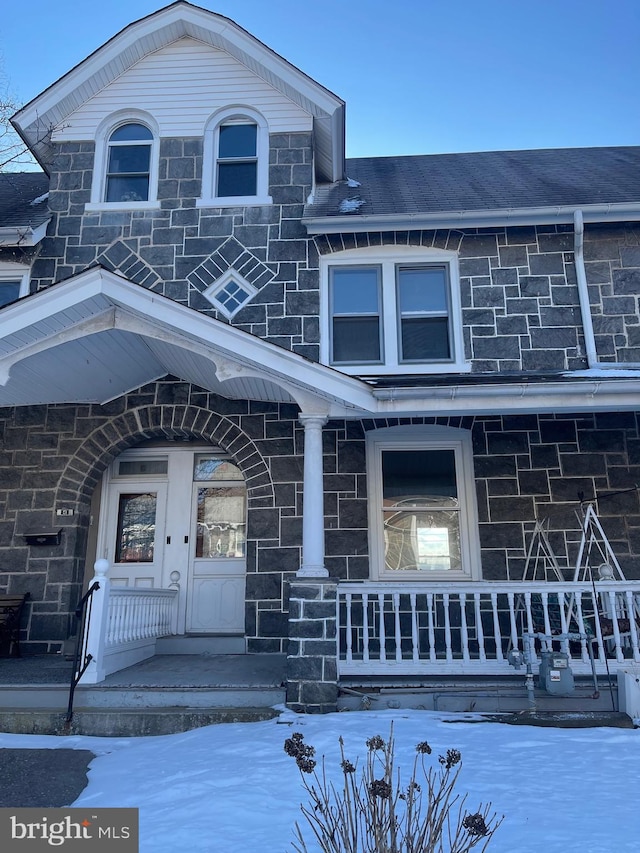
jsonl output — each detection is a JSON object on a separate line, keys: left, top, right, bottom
{"left": 2, "top": 0, "right": 639, "bottom": 158}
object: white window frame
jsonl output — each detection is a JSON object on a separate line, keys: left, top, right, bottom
{"left": 0, "top": 262, "right": 30, "bottom": 308}
{"left": 321, "top": 246, "right": 469, "bottom": 375}
{"left": 366, "top": 426, "right": 481, "bottom": 581}
{"left": 202, "top": 268, "right": 258, "bottom": 318}
{"left": 87, "top": 110, "right": 160, "bottom": 212}
{"left": 199, "top": 106, "right": 272, "bottom": 208}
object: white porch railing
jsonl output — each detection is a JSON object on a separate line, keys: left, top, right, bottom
{"left": 337, "top": 581, "right": 640, "bottom": 677}
{"left": 79, "top": 560, "right": 178, "bottom": 684}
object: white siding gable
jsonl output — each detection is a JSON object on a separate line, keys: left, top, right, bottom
{"left": 54, "top": 38, "right": 313, "bottom": 141}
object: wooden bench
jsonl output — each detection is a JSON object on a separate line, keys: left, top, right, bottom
{"left": 0, "top": 593, "right": 30, "bottom": 657}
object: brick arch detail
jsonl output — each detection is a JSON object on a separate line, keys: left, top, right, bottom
{"left": 54, "top": 404, "right": 274, "bottom": 508}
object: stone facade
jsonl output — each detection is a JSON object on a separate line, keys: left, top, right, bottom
{"left": 29, "top": 134, "right": 321, "bottom": 361}
{"left": 2, "top": 380, "right": 640, "bottom": 654}
{"left": 25, "top": 137, "right": 640, "bottom": 374}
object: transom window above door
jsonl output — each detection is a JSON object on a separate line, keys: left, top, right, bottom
{"left": 321, "top": 247, "right": 469, "bottom": 376}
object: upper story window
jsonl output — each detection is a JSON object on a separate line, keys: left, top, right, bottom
{"left": 200, "top": 106, "right": 272, "bottom": 208}
{"left": 105, "top": 123, "right": 153, "bottom": 203}
{"left": 87, "top": 111, "right": 160, "bottom": 211}
{"left": 0, "top": 263, "right": 30, "bottom": 308}
{"left": 367, "top": 426, "right": 481, "bottom": 581}
{"left": 321, "top": 247, "right": 469, "bottom": 376}
{"left": 217, "top": 122, "right": 257, "bottom": 197}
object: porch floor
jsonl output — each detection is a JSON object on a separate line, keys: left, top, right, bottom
{"left": 0, "top": 653, "right": 286, "bottom": 689}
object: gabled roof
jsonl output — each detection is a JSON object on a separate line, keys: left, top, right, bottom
{"left": 2, "top": 265, "right": 640, "bottom": 419}
{"left": 12, "top": 1, "right": 345, "bottom": 182}
{"left": 0, "top": 172, "right": 50, "bottom": 245}
{"left": 0, "top": 266, "right": 373, "bottom": 414}
{"left": 304, "top": 146, "right": 640, "bottom": 231}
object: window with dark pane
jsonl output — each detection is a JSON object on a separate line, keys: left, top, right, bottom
{"left": 381, "top": 449, "right": 461, "bottom": 572}
{"left": 105, "top": 123, "right": 152, "bottom": 202}
{"left": 216, "top": 123, "right": 257, "bottom": 197}
{"left": 330, "top": 266, "right": 382, "bottom": 363}
{"left": 397, "top": 265, "right": 451, "bottom": 361}
{"left": 114, "top": 492, "right": 157, "bottom": 563}
{"left": 0, "top": 280, "right": 22, "bottom": 307}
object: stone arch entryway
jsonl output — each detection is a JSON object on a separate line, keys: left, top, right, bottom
{"left": 52, "top": 402, "right": 276, "bottom": 640}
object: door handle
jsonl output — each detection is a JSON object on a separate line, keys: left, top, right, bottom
{"left": 184, "top": 535, "right": 189, "bottom": 544}
{"left": 166, "top": 536, "right": 171, "bottom": 545}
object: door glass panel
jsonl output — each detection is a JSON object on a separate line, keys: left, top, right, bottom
{"left": 196, "top": 486, "right": 246, "bottom": 557}
{"left": 115, "top": 492, "right": 157, "bottom": 563}
{"left": 194, "top": 456, "right": 244, "bottom": 481}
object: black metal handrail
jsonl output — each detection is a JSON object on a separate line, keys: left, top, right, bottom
{"left": 65, "top": 580, "right": 100, "bottom": 726}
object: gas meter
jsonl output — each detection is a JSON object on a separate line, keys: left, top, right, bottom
{"left": 538, "top": 650, "right": 574, "bottom": 695}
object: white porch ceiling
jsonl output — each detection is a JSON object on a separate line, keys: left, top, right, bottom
{"left": 2, "top": 267, "right": 640, "bottom": 417}
{"left": 0, "top": 268, "right": 374, "bottom": 414}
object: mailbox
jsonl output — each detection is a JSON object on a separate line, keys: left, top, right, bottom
{"left": 23, "top": 529, "right": 63, "bottom": 547}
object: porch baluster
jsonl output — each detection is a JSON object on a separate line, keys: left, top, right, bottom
{"left": 393, "top": 593, "right": 402, "bottom": 662}
{"left": 524, "top": 590, "right": 534, "bottom": 637}
{"left": 410, "top": 593, "right": 419, "bottom": 662}
{"left": 459, "top": 593, "right": 470, "bottom": 662}
{"left": 378, "top": 592, "right": 387, "bottom": 662}
{"left": 541, "top": 589, "right": 552, "bottom": 638}
{"left": 362, "top": 592, "right": 370, "bottom": 663}
{"left": 491, "top": 591, "right": 503, "bottom": 661}
{"left": 507, "top": 591, "right": 519, "bottom": 651}
{"left": 345, "top": 592, "right": 353, "bottom": 665}
{"left": 474, "top": 592, "right": 486, "bottom": 662}
{"left": 624, "top": 589, "right": 640, "bottom": 658}
{"left": 573, "top": 592, "right": 591, "bottom": 663}
{"left": 605, "top": 589, "right": 624, "bottom": 662}
{"left": 443, "top": 593, "right": 452, "bottom": 662}
{"left": 427, "top": 592, "right": 436, "bottom": 662}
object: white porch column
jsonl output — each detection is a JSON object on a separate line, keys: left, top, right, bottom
{"left": 298, "top": 414, "right": 329, "bottom": 577}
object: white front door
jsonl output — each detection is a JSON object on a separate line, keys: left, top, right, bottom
{"left": 98, "top": 446, "right": 247, "bottom": 634}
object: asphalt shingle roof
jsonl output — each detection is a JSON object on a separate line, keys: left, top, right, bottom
{"left": 0, "top": 171, "right": 50, "bottom": 230}
{"left": 305, "top": 146, "right": 640, "bottom": 219}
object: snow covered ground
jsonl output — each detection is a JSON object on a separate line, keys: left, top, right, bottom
{"left": 0, "top": 708, "right": 638, "bottom": 852}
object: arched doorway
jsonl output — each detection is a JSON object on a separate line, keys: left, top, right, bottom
{"left": 96, "top": 444, "right": 247, "bottom": 635}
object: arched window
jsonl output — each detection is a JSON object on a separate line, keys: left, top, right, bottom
{"left": 88, "top": 112, "right": 159, "bottom": 210}
{"left": 105, "top": 123, "right": 153, "bottom": 203}
{"left": 200, "top": 107, "right": 271, "bottom": 207}
{"left": 217, "top": 121, "right": 258, "bottom": 197}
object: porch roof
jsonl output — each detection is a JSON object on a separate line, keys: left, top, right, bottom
{"left": 3, "top": 268, "right": 640, "bottom": 416}
{"left": 0, "top": 267, "right": 374, "bottom": 415}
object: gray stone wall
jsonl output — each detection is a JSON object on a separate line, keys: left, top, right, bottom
{"left": 315, "top": 223, "right": 640, "bottom": 372}
{"left": 27, "top": 135, "right": 640, "bottom": 374}
{"left": 30, "top": 133, "right": 320, "bottom": 361}
{"left": 2, "top": 388, "right": 640, "bottom": 652}
{"left": 287, "top": 579, "right": 337, "bottom": 713}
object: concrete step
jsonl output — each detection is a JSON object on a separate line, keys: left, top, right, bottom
{"left": 155, "top": 635, "right": 245, "bottom": 654}
{"left": 0, "top": 706, "right": 281, "bottom": 737}
{"left": 338, "top": 677, "right": 621, "bottom": 715}
{"left": 0, "top": 683, "right": 286, "bottom": 710}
